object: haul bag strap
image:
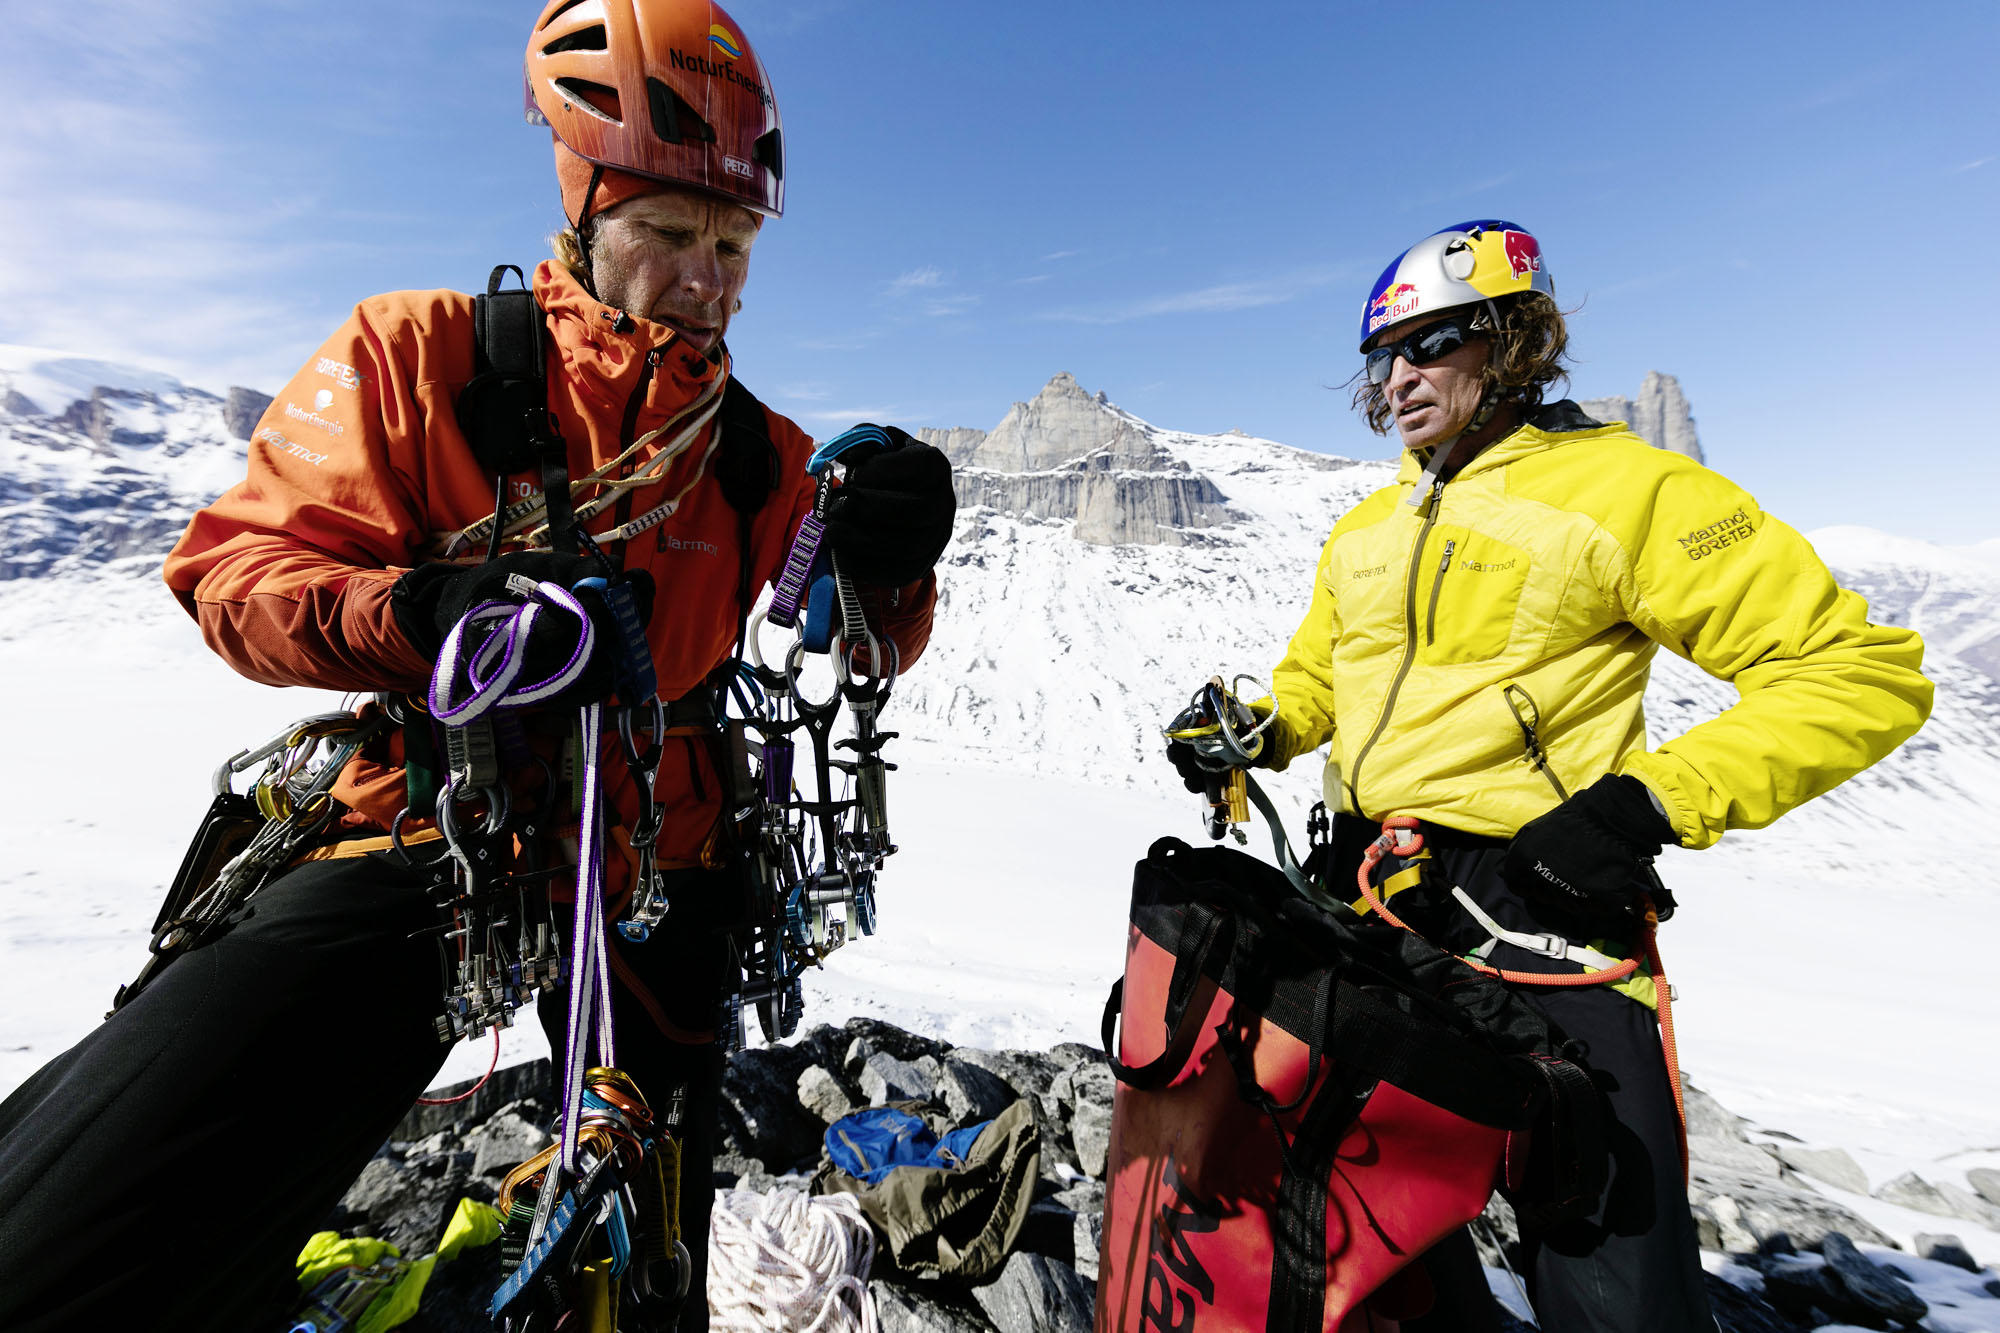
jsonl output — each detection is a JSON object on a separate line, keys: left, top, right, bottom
{"left": 1102, "top": 900, "right": 1237, "bottom": 1091}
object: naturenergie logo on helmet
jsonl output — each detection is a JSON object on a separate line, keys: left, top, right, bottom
{"left": 668, "top": 44, "right": 774, "bottom": 109}
{"left": 707, "top": 23, "right": 742, "bottom": 58}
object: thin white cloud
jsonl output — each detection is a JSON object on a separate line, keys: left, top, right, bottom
{"left": 1040, "top": 268, "right": 1341, "bottom": 325}
{"left": 780, "top": 382, "right": 833, "bottom": 401}
{"left": 799, "top": 406, "right": 904, "bottom": 423}
{"left": 921, "top": 294, "right": 981, "bottom": 318}
{"left": 1041, "top": 249, "right": 1080, "bottom": 261}
{"left": 886, "top": 266, "right": 945, "bottom": 295}
{"left": 1951, "top": 156, "right": 1994, "bottom": 174}
{"left": 1012, "top": 274, "right": 1053, "bottom": 286}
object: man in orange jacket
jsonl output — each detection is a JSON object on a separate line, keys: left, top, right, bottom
{"left": 0, "top": 2, "right": 954, "bottom": 1328}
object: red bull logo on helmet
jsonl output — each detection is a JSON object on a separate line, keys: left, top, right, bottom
{"left": 1503, "top": 230, "right": 1542, "bottom": 280}
{"left": 1366, "top": 282, "right": 1421, "bottom": 336}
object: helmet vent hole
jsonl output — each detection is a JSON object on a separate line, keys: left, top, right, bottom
{"left": 647, "top": 77, "right": 716, "bottom": 146}
{"left": 554, "top": 77, "right": 622, "bottom": 124}
{"left": 753, "top": 129, "right": 783, "bottom": 179}
{"left": 543, "top": 24, "right": 608, "bottom": 54}
{"left": 538, "top": 0, "right": 593, "bottom": 28}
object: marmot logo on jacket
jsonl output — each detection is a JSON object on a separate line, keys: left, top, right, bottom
{"left": 656, "top": 530, "right": 720, "bottom": 557}
{"left": 1678, "top": 508, "right": 1755, "bottom": 560}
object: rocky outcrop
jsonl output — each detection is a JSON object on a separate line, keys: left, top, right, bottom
{"left": 923, "top": 373, "right": 1238, "bottom": 547}
{"left": 225, "top": 385, "right": 274, "bottom": 441}
{"left": 1578, "top": 370, "right": 1703, "bottom": 462}
{"left": 319, "top": 1026, "right": 2000, "bottom": 1333}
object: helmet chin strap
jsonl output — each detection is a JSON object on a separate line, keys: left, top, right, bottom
{"left": 1403, "top": 299, "right": 1503, "bottom": 509}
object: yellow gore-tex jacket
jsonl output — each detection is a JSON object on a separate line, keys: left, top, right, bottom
{"left": 1262, "top": 402, "right": 1932, "bottom": 850}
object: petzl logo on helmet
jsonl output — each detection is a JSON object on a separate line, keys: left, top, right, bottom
{"left": 1366, "top": 282, "right": 1421, "bottom": 333}
{"left": 1503, "top": 230, "right": 1543, "bottom": 280}
{"left": 708, "top": 23, "right": 743, "bottom": 59}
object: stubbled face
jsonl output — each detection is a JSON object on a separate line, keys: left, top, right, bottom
{"left": 588, "top": 186, "right": 760, "bottom": 355}
{"left": 1373, "top": 316, "right": 1492, "bottom": 453}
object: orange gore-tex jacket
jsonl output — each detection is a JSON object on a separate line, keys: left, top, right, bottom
{"left": 163, "top": 260, "right": 937, "bottom": 876}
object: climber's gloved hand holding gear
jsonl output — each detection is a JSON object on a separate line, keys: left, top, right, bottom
{"left": 1165, "top": 737, "right": 1226, "bottom": 794}
{"left": 392, "top": 551, "right": 656, "bottom": 706}
{"left": 823, "top": 426, "right": 957, "bottom": 586}
{"left": 1501, "top": 774, "right": 1679, "bottom": 929}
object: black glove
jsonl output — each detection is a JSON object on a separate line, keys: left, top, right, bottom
{"left": 1501, "top": 774, "right": 1678, "bottom": 929}
{"left": 392, "top": 551, "right": 655, "bottom": 705}
{"left": 823, "top": 426, "right": 956, "bottom": 586}
{"left": 1165, "top": 738, "right": 1219, "bottom": 794}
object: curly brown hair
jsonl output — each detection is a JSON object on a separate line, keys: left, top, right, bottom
{"left": 1351, "top": 292, "right": 1571, "bottom": 436}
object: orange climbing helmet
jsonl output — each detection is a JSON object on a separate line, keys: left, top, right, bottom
{"left": 525, "top": 0, "right": 785, "bottom": 220}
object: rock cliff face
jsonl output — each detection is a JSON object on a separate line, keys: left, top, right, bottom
{"left": 920, "top": 372, "right": 1240, "bottom": 547}
{"left": 0, "top": 349, "right": 248, "bottom": 579}
{"left": 1578, "top": 370, "right": 1703, "bottom": 462}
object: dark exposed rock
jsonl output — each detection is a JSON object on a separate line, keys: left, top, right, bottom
{"left": 718, "top": 1043, "right": 825, "bottom": 1171}
{"left": 224, "top": 385, "right": 274, "bottom": 440}
{"left": 1773, "top": 1143, "right": 1868, "bottom": 1195}
{"left": 1819, "top": 1232, "right": 1927, "bottom": 1326}
{"left": 392, "top": 1059, "right": 551, "bottom": 1143}
{"left": 936, "top": 1056, "right": 1020, "bottom": 1126}
{"left": 1705, "top": 1270, "right": 1812, "bottom": 1333}
{"left": 871, "top": 1279, "right": 997, "bottom": 1333}
{"left": 970, "top": 1250, "right": 1093, "bottom": 1333}
{"left": 1691, "top": 1164, "right": 1894, "bottom": 1252}
{"left": 859, "top": 1050, "right": 937, "bottom": 1105}
{"left": 1912, "top": 1233, "right": 1979, "bottom": 1272}
{"left": 798, "top": 1063, "right": 859, "bottom": 1124}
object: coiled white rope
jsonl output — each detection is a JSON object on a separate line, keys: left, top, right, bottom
{"left": 708, "top": 1188, "right": 880, "bottom": 1333}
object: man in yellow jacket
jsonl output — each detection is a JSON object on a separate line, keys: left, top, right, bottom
{"left": 1174, "top": 221, "right": 1932, "bottom": 1331}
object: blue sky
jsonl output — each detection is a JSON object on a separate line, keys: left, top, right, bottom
{"left": 3, "top": 1, "right": 1995, "bottom": 541}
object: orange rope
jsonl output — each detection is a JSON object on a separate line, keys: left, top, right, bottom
{"left": 1355, "top": 817, "right": 1689, "bottom": 1183}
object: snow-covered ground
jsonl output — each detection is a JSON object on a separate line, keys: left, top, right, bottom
{"left": 2, "top": 563, "right": 1997, "bottom": 1270}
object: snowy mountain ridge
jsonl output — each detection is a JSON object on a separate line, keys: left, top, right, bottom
{"left": 3, "top": 344, "right": 1997, "bottom": 869}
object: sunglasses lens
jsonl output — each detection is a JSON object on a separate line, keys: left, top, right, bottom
{"left": 1409, "top": 320, "right": 1467, "bottom": 365}
{"left": 1365, "top": 347, "right": 1395, "bottom": 385}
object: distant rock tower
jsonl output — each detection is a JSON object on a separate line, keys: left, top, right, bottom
{"left": 1577, "top": 372, "right": 1703, "bottom": 463}
{"left": 918, "top": 373, "right": 1235, "bottom": 546}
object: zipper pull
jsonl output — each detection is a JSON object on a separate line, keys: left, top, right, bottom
{"left": 1436, "top": 537, "right": 1457, "bottom": 573}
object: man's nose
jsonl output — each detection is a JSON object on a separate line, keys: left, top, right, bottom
{"left": 679, "top": 251, "right": 725, "bottom": 305}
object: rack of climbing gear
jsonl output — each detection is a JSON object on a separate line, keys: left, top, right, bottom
{"left": 112, "top": 708, "right": 392, "bottom": 1013}
{"left": 724, "top": 424, "right": 903, "bottom": 1046}
{"left": 1161, "top": 674, "right": 1331, "bottom": 909}
{"left": 490, "top": 1065, "right": 693, "bottom": 1330}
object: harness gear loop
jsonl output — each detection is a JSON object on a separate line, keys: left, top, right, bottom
{"left": 1354, "top": 817, "right": 1689, "bottom": 1182}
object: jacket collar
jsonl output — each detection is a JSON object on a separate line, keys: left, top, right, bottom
{"left": 1394, "top": 399, "right": 1630, "bottom": 487}
{"left": 532, "top": 260, "right": 724, "bottom": 413}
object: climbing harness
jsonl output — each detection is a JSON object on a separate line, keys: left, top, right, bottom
{"left": 1352, "top": 816, "right": 1689, "bottom": 1181}
{"left": 112, "top": 709, "right": 391, "bottom": 1013}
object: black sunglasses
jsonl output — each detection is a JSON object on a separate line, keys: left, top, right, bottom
{"left": 1365, "top": 315, "right": 1481, "bottom": 385}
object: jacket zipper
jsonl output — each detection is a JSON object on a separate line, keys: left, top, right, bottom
{"left": 1345, "top": 479, "right": 1445, "bottom": 816}
{"left": 1424, "top": 538, "right": 1456, "bottom": 647}
{"left": 1502, "top": 682, "right": 1570, "bottom": 800}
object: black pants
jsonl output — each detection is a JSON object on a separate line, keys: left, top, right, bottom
{"left": 538, "top": 867, "right": 737, "bottom": 1333}
{"left": 0, "top": 854, "right": 734, "bottom": 1332}
{"left": 1325, "top": 815, "right": 1717, "bottom": 1333}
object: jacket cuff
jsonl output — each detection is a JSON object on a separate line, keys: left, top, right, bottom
{"left": 343, "top": 570, "right": 436, "bottom": 689}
